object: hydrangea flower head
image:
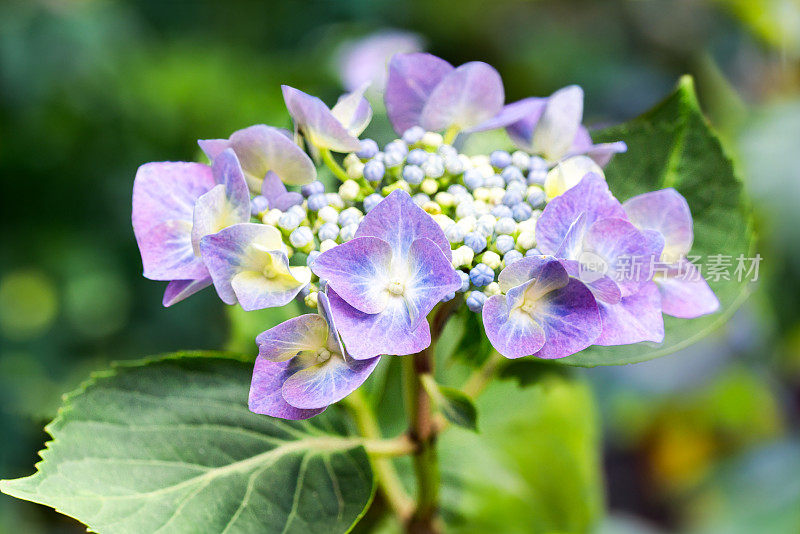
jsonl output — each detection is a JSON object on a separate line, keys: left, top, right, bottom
{"left": 249, "top": 292, "right": 379, "bottom": 420}
{"left": 310, "top": 190, "right": 461, "bottom": 358}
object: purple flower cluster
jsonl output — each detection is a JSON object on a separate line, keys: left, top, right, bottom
{"left": 132, "top": 52, "right": 719, "bottom": 420}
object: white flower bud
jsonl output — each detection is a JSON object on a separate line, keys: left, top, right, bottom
{"left": 484, "top": 282, "right": 501, "bottom": 296}
{"left": 473, "top": 187, "right": 491, "bottom": 202}
{"left": 347, "top": 161, "right": 365, "bottom": 180}
{"left": 262, "top": 208, "right": 283, "bottom": 226}
{"left": 456, "top": 215, "right": 477, "bottom": 233}
{"left": 339, "top": 180, "right": 360, "bottom": 201}
{"left": 432, "top": 214, "right": 454, "bottom": 231}
{"left": 458, "top": 154, "right": 473, "bottom": 171}
{"left": 422, "top": 201, "right": 441, "bottom": 215}
{"left": 320, "top": 239, "right": 338, "bottom": 252}
{"left": 455, "top": 201, "right": 475, "bottom": 219}
{"left": 516, "top": 218, "right": 536, "bottom": 235}
{"left": 488, "top": 187, "right": 505, "bottom": 205}
{"left": 420, "top": 178, "right": 438, "bottom": 196}
{"left": 318, "top": 206, "right": 339, "bottom": 223}
{"left": 517, "top": 231, "right": 536, "bottom": 250}
{"left": 434, "top": 192, "right": 455, "bottom": 207}
{"left": 304, "top": 291, "right": 319, "bottom": 309}
{"left": 421, "top": 131, "right": 443, "bottom": 148}
{"left": 343, "top": 153, "right": 361, "bottom": 168}
{"left": 452, "top": 245, "right": 475, "bottom": 268}
{"left": 511, "top": 151, "right": 530, "bottom": 170}
{"left": 481, "top": 251, "right": 502, "bottom": 270}
{"left": 470, "top": 155, "right": 490, "bottom": 168}
{"left": 477, "top": 214, "right": 496, "bottom": 236}
{"left": 326, "top": 193, "right": 345, "bottom": 209}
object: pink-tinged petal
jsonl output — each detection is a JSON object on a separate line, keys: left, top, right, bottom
{"left": 282, "top": 355, "right": 380, "bottom": 410}
{"left": 355, "top": 189, "right": 452, "bottom": 261}
{"left": 337, "top": 31, "right": 424, "bottom": 92}
{"left": 582, "top": 218, "right": 663, "bottom": 297}
{"left": 198, "top": 139, "right": 231, "bottom": 161}
{"left": 595, "top": 281, "right": 664, "bottom": 346}
{"left": 482, "top": 294, "right": 546, "bottom": 359}
{"left": 497, "top": 255, "right": 569, "bottom": 295}
{"left": 536, "top": 174, "right": 626, "bottom": 255}
{"left": 331, "top": 82, "right": 373, "bottom": 137}
{"left": 162, "top": 277, "right": 212, "bottom": 307}
{"left": 656, "top": 260, "right": 720, "bottom": 318}
{"left": 532, "top": 85, "right": 584, "bottom": 161}
{"left": 559, "top": 259, "right": 622, "bottom": 305}
{"left": 530, "top": 278, "right": 602, "bottom": 359}
{"left": 139, "top": 220, "right": 206, "bottom": 281}
{"left": 256, "top": 314, "right": 329, "bottom": 362}
{"left": 200, "top": 223, "right": 308, "bottom": 309}
{"left": 420, "top": 62, "right": 505, "bottom": 132}
{"left": 310, "top": 237, "right": 394, "bottom": 314}
{"left": 190, "top": 183, "right": 250, "bottom": 255}
{"left": 623, "top": 188, "right": 694, "bottom": 263}
{"left": 282, "top": 85, "right": 361, "bottom": 153}
{"left": 404, "top": 238, "right": 462, "bottom": 328}
{"left": 249, "top": 358, "right": 325, "bottom": 420}
{"left": 132, "top": 161, "right": 215, "bottom": 240}
{"left": 200, "top": 125, "right": 316, "bottom": 191}
{"left": 384, "top": 52, "right": 454, "bottom": 134}
{"left": 260, "top": 171, "right": 303, "bottom": 211}
{"left": 327, "top": 288, "right": 431, "bottom": 359}
{"left": 468, "top": 97, "right": 545, "bottom": 134}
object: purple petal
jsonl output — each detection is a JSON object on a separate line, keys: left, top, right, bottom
{"left": 139, "top": 220, "right": 206, "bottom": 281}
{"left": 384, "top": 52, "right": 454, "bottom": 134}
{"left": 582, "top": 141, "right": 628, "bottom": 167}
{"left": 132, "top": 161, "right": 215, "bottom": 244}
{"left": 623, "top": 188, "right": 694, "bottom": 262}
{"left": 582, "top": 217, "right": 663, "bottom": 297}
{"left": 497, "top": 255, "right": 568, "bottom": 294}
{"left": 468, "top": 97, "right": 545, "bottom": 134}
{"left": 404, "top": 238, "right": 462, "bottom": 328}
{"left": 200, "top": 125, "right": 316, "bottom": 191}
{"left": 211, "top": 148, "right": 250, "bottom": 205}
{"left": 282, "top": 85, "right": 361, "bottom": 153}
{"left": 197, "top": 139, "right": 231, "bottom": 161}
{"left": 162, "top": 277, "right": 212, "bottom": 307}
{"left": 559, "top": 259, "right": 621, "bottom": 305}
{"left": 482, "top": 294, "right": 546, "bottom": 359}
{"left": 506, "top": 101, "right": 548, "bottom": 152}
{"left": 420, "top": 62, "right": 505, "bottom": 132}
{"left": 260, "top": 171, "right": 303, "bottom": 211}
{"left": 536, "top": 174, "right": 626, "bottom": 255}
{"left": 200, "top": 223, "right": 310, "bottom": 309}
{"left": 318, "top": 291, "right": 346, "bottom": 355}
{"left": 190, "top": 183, "right": 250, "bottom": 255}
{"left": 249, "top": 358, "right": 325, "bottom": 420}
{"left": 327, "top": 288, "right": 431, "bottom": 359}
{"left": 595, "top": 281, "right": 664, "bottom": 346}
{"left": 531, "top": 85, "right": 584, "bottom": 161}
{"left": 355, "top": 189, "right": 452, "bottom": 261}
{"left": 282, "top": 355, "right": 380, "bottom": 410}
{"left": 331, "top": 82, "right": 373, "bottom": 137}
{"left": 656, "top": 260, "right": 720, "bottom": 318}
{"left": 310, "top": 236, "right": 394, "bottom": 315}
{"left": 256, "top": 314, "right": 329, "bottom": 362}
{"left": 530, "top": 277, "right": 601, "bottom": 359}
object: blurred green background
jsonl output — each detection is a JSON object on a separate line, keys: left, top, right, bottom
{"left": 1, "top": 0, "right": 799, "bottom": 532}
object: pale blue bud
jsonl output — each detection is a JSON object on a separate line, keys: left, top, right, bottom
{"left": 495, "top": 217, "right": 516, "bottom": 235}
{"left": 250, "top": 196, "right": 269, "bottom": 217}
{"left": 470, "top": 263, "right": 495, "bottom": 287}
{"left": 490, "top": 150, "right": 511, "bottom": 168}
{"left": 502, "top": 190, "right": 524, "bottom": 206}
{"left": 406, "top": 148, "right": 428, "bottom": 166}
{"left": 403, "top": 164, "right": 424, "bottom": 185}
{"left": 501, "top": 166, "right": 525, "bottom": 184}
{"left": 307, "top": 250, "right": 321, "bottom": 266}
{"left": 307, "top": 193, "right": 328, "bottom": 211}
{"left": 278, "top": 211, "right": 301, "bottom": 231}
{"left": 289, "top": 226, "right": 313, "bottom": 248}
{"left": 463, "top": 169, "right": 484, "bottom": 190}
{"left": 445, "top": 224, "right": 465, "bottom": 244}
{"left": 526, "top": 188, "right": 546, "bottom": 207}
{"left": 339, "top": 223, "right": 358, "bottom": 242}
{"left": 317, "top": 222, "right": 340, "bottom": 241}
{"left": 525, "top": 247, "right": 543, "bottom": 257}
{"left": 363, "top": 193, "right": 383, "bottom": 212}
{"left": 464, "top": 231, "right": 487, "bottom": 253}
{"left": 491, "top": 205, "right": 513, "bottom": 219}
{"left": 402, "top": 126, "right": 425, "bottom": 144}
{"left": 385, "top": 139, "right": 408, "bottom": 156}
{"left": 503, "top": 249, "right": 523, "bottom": 265}
{"left": 466, "top": 291, "right": 487, "bottom": 312}
{"left": 301, "top": 180, "right": 325, "bottom": 198}
{"left": 457, "top": 270, "right": 470, "bottom": 292}
{"left": 364, "top": 160, "right": 385, "bottom": 182}
{"left": 356, "top": 139, "right": 379, "bottom": 159}
{"left": 485, "top": 174, "right": 505, "bottom": 188}
{"left": 383, "top": 149, "right": 405, "bottom": 168}
{"left": 512, "top": 203, "right": 533, "bottom": 222}
{"left": 495, "top": 234, "right": 516, "bottom": 254}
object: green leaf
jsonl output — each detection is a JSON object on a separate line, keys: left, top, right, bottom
{"left": 0, "top": 352, "right": 374, "bottom": 534}
{"left": 557, "top": 75, "right": 755, "bottom": 367}
{"left": 440, "top": 375, "right": 603, "bottom": 533}
{"left": 420, "top": 375, "right": 478, "bottom": 432}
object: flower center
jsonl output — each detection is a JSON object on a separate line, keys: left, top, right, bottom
{"left": 263, "top": 265, "right": 278, "bottom": 279}
{"left": 386, "top": 279, "right": 405, "bottom": 296}
{"left": 315, "top": 348, "right": 332, "bottom": 363}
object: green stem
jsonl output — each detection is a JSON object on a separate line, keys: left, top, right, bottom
{"left": 345, "top": 390, "right": 414, "bottom": 522}
{"left": 320, "top": 147, "right": 351, "bottom": 183}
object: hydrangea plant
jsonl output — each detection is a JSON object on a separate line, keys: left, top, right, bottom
{"left": 1, "top": 54, "right": 753, "bottom": 534}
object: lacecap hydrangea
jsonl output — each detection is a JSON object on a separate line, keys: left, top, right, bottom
{"left": 132, "top": 52, "right": 719, "bottom": 420}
